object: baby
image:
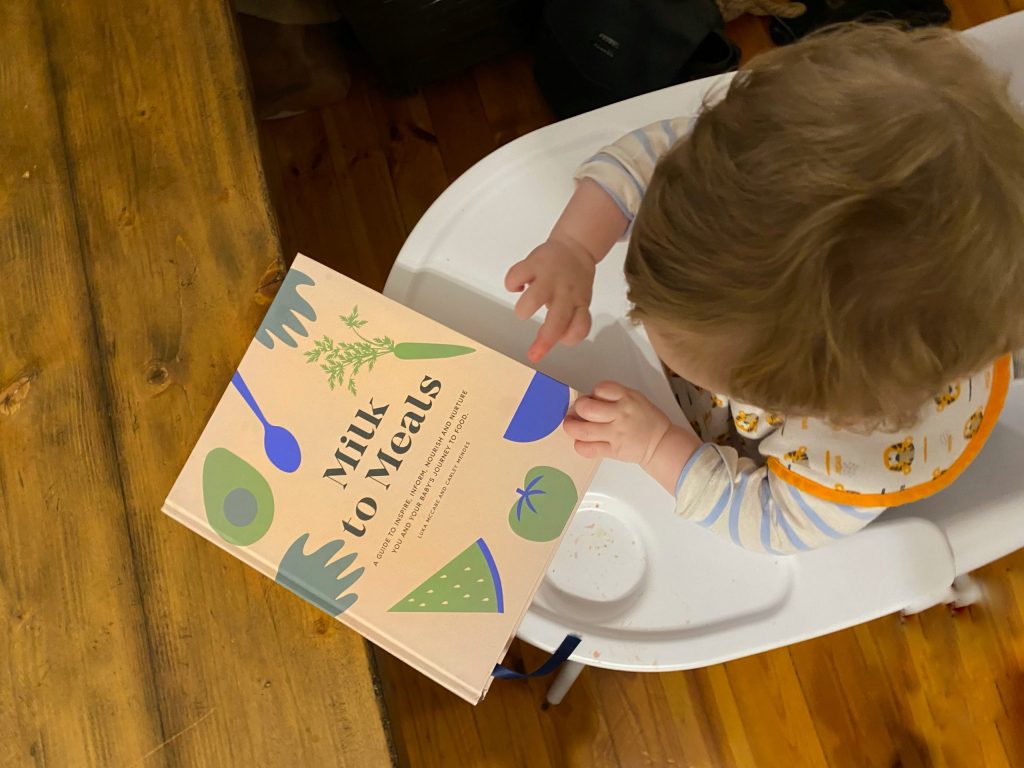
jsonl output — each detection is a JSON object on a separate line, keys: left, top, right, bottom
{"left": 505, "top": 24, "right": 1024, "bottom": 554}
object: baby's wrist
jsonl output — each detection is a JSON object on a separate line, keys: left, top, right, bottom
{"left": 641, "top": 424, "right": 703, "bottom": 496}
{"left": 547, "top": 230, "right": 600, "bottom": 266}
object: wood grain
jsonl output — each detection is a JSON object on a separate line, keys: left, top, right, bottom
{"left": 255, "top": 2, "right": 1024, "bottom": 767}
{"left": 1, "top": 0, "right": 394, "bottom": 765}
{"left": 37, "top": 0, "right": 393, "bottom": 759}
{"left": 0, "top": 3, "right": 165, "bottom": 765}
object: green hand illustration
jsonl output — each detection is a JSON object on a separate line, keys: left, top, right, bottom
{"left": 275, "top": 533, "right": 363, "bottom": 616}
{"left": 256, "top": 268, "right": 317, "bottom": 349}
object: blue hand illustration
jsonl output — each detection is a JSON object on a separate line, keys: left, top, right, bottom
{"left": 275, "top": 533, "right": 363, "bottom": 616}
{"left": 256, "top": 268, "right": 317, "bottom": 349}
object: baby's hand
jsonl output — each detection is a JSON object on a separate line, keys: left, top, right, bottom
{"left": 563, "top": 382, "right": 671, "bottom": 464}
{"left": 504, "top": 233, "right": 595, "bottom": 362}
{"left": 565, "top": 381, "right": 703, "bottom": 493}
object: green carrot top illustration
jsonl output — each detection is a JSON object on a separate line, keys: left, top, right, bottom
{"left": 305, "top": 306, "right": 474, "bottom": 395}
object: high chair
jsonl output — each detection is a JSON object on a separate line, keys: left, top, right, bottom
{"left": 383, "top": 11, "right": 1024, "bottom": 704}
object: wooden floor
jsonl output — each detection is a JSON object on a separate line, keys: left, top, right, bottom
{"left": 3, "top": 1, "right": 393, "bottom": 765}
{"left": 255, "top": 5, "right": 1024, "bottom": 767}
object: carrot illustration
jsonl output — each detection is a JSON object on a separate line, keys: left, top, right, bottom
{"left": 305, "top": 306, "right": 475, "bottom": 394}
{"left": 393, "top": 343, "right": 473, "bottom": 360}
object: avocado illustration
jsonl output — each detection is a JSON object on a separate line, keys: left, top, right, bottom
{"left": 202, "top": 448, "right": 274, "bottom": 546}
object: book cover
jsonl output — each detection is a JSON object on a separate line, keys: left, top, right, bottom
{"left": 163, "top": 254, "right": 598, "bottom": 703}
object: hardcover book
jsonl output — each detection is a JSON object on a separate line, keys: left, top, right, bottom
{"left": 163, "top": 254, "right": 598, "bottom": 703}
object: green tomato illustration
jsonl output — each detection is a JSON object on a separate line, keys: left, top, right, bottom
{"left": 507, "top": 466, "right": 578, "bottom": 543}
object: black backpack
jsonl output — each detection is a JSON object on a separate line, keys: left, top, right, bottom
{"left": 534, "top": 0, "right": 739, "bottom": 118}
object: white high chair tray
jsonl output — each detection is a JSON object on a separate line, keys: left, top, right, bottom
{"left": 383, "top": 13, "right": 1024, "bottom": 672}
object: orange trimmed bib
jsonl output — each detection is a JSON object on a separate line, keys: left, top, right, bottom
{"left": 762, "top": 356, "right": 1011, "bottom": 506}
{"left": 666, "top": 357, "right": 1011, "bottom": 508}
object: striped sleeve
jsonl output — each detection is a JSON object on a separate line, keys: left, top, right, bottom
{"left": 574, "top": 117, "right": 695, "bottom": 226}
{"left": 674, "top": 444, "right": 886, "bottom": 555}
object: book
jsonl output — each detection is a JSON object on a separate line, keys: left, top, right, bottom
{"left": 163, "top": 254, "right": 599, "bottom": 703}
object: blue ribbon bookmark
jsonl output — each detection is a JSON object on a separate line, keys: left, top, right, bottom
{"left": 492, "top": 634, "right": 581, "bottom": 680}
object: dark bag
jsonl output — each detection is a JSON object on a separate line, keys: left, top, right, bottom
{"left": 534, "top": 0, "right": 739, "bottom": 118}
{"left": 345, "top": 0, "right": 542, "bottom": 93}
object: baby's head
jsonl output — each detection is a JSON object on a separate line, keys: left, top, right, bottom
{"left": 626, "top": 23, "right": 1024, "bottom": 428}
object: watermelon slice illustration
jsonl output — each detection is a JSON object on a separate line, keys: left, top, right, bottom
{"left": 503, "top": 371, "right": 570, "bottom": 443}
{"left": 390, "top": 538, "right": 504, "bottom": 613}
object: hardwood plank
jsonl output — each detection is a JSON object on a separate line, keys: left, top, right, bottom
{"left": 657, "top": 671, "right": 724, "bottom": 767}
{"left": 948, "top": 0, "right": 1012, "bottom": 29}
{"left": 724, "top": 650, "right": 829, "bottom": 767}
{"left": 789, "top": 631, "right": 900, "bottom": 768}
{"left": 259, "top": 109, "right": 389, "bottom": 289}
{"left": 320, "top": 75, "right": 413, "bottom": 286}
{"left": 368, "top": 88, "right": 451, "bottom": 236}
{"left": 858, "top": 618, "right": 948, "bottom": 766}
{"left": 474, "top": 51, "right": 554, "bottom": 147}
{"left": 33, "top": 0, "right": 394, "bottom": 764}
{"left": 906, "top": 608, "right": 996, "bottom": 768}
{"left": 992, "top": 552, "right": 1024, "bottom": 765}
{"left": 423, "top": 72, "right": 498, "bottom": 182}
{"left": 951, "top": 556, "right": 1024, "bottom": 767}
{"left": 375, "top": 643, "right": 557, "bottom": 768}
{"left": 593, "top": 669, "right": 693, "bottom": 767}
{"left": 258, "top": 112, "right": 337, "bottom": 269}
{"left": 523, "top": 651, "right": 622, "bottom": 767}
{"left": 0, "top": 2, "right": 164, "bottom": 765}
{"left": 693, "top": 664, "right": 758, "bottom": 767}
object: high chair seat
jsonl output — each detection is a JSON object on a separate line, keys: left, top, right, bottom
{"left": 383, "top": 11, "right": 1024, "bottom": 701}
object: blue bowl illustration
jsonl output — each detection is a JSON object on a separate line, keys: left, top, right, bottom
{"left": 503, "top": 371, "right": 570, "bottom": 443}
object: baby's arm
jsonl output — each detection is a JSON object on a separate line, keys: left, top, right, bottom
{"left": 674, "top": 445, "right": 886, "bottom": 554}
{"left": 507, "top": 117, "right": 693, "bottom": 361}
{"left": 574, "top": 117, "right": 693, "bottom": 228}
{"left": 505, "top": 180, "right": 628, "bottom": 361}
{"left": 566, "top": 383, "right": 886, "bottom": 554}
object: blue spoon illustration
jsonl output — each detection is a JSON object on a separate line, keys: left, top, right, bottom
{"left": 231, "top": 371, "right": 302, "bottom": 473}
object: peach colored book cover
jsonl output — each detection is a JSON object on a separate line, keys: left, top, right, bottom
{"left": 163, "top": 254, "right": 598, "bottom": 703}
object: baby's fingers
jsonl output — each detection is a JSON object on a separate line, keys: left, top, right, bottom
{"left": 563, "top": 414, "right": 611, "bottom": 443}
{"left": 562, "top": 306, "right": 591, "bottom": 346}
{"left": 573, "top": 440, "right": 613, "bottom": 459}
{"left": 529, "top": 300, "right": 573, "bottom": 362}
{"left": 573, "top": 395, "right": 617, "bottom": 423}
{"left": 514, "top": 284, "right": 549, "bottom": 321}
{"left": 593, "top": 380, "right": 628, "bottom": 402}
{"left": 504, "top": 259, "right": 534, "bottom": 293}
